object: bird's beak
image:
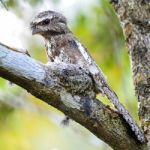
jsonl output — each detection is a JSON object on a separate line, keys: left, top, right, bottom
{"left": 30, "top": 22, "right": 39, "bottom": 35}
{"left": 31, "top": 29, "right": 38, "bottom": 35}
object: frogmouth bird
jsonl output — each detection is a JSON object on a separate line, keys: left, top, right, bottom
{"left": 30, "top": 10, "right": 145, "bottom": 142}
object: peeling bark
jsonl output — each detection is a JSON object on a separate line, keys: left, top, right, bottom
{"left": 0, "top": 43, "right": 146, "bottom": 149}
{"left": 111, "top": 0, "right": 150, "bottom": 149}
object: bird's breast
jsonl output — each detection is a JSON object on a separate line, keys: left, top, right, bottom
{"left": 45, "top": 36, "right": 88, "bottom": 66}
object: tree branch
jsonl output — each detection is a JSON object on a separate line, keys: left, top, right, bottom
{"left": 110, "top": 0, "right": 150, "bottom": 148}
{"left": 0, "top": 43, "right": 146, "bottom": 149}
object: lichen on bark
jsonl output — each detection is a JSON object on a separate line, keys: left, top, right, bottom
{"left": 111, "top": 0, "right": 150, "bottom": 148}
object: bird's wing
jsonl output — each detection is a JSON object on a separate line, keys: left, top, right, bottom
{"left": 75, "top": 40, "right": 145, "bottom": 142}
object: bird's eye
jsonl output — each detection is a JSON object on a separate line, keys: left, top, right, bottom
{"left": 41, "top": 19, "right": 50, "bottom": 25}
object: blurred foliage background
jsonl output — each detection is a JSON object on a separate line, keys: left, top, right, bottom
{"left": 0, "top": 0, "right": 138, "bottom": 150}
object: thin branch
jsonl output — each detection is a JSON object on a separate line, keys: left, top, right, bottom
{"left": 0, "top": 0, "right": 8, "bottom": 10}
{"left": 0, "top": 43, "right": 146, "bottom": 149}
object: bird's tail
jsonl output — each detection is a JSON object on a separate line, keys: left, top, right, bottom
{"left": 88, "top": 59, "right": 145, "bottom": 142}
{"left": 97, "top": 81, "right": 145, "bottom": 142}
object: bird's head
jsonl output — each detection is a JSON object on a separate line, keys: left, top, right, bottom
{"left": 30, "top": 10, "right": 69, "bottom": 38}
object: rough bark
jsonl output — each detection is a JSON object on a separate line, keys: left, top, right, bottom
{"left": 110, "top": 0, "right": 150, "bottom": 149}
{"left": 0, "top": 43, "right": 146, "bottom": 149}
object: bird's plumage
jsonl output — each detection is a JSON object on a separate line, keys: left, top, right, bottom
{"left": 30, "top": 10, "right": 145, "bottom": 142}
